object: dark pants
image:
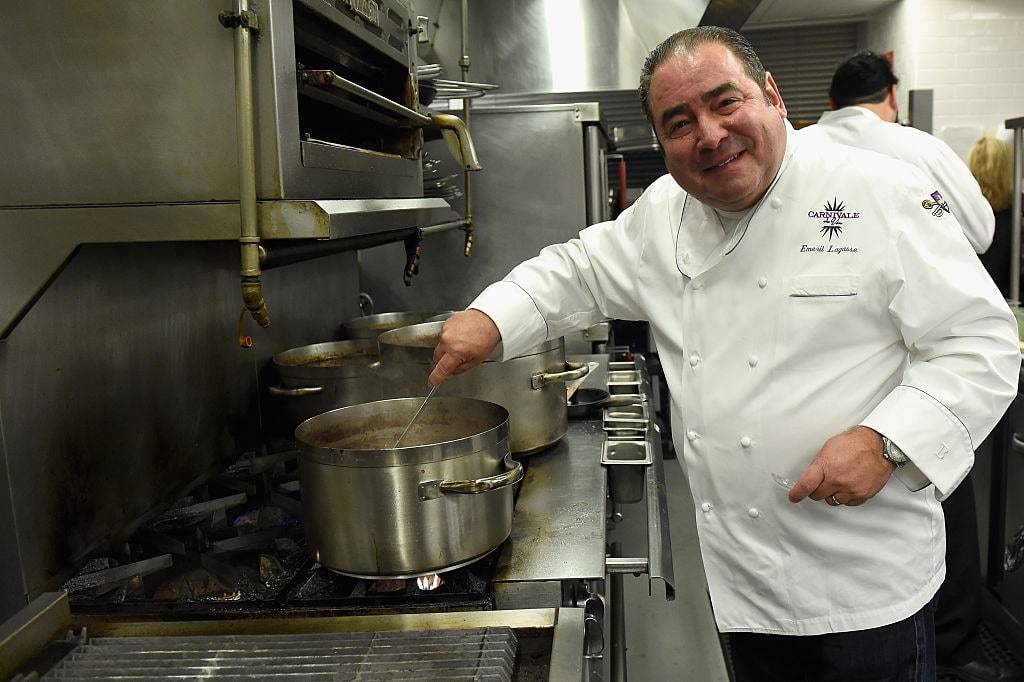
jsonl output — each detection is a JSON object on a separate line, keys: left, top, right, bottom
{"left": 935, "top": 469, "right": 986, "bottom": 665}
{"left": 727, "top": 596, "right": 937, "bottom": 682}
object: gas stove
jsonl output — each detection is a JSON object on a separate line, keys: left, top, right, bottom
{"left": 1, "top": 351, "right": 674, "bottom": 682}
{"left": 61, "top": 444, "right": 504, "bottom": 620}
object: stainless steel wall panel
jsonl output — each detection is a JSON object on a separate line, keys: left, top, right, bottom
{"left": 358, "top": 104, "right": 607, "bottom": 313}
{"left": 0, "top": 241, "right": 362, "bottom": 618}
{"left": 0, "top": 1, "right": 239, "bottom": 207}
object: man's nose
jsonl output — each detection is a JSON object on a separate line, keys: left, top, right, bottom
{"left": 695, "top": 116, "right": 727, "bottom": 150}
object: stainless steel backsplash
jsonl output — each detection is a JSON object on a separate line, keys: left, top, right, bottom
{"left": 0, "top": 241, "right": 362, "bottom": 619}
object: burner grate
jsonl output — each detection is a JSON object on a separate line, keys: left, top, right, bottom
{"left": 41, "top": 627, "right": 518, "bottom": 680}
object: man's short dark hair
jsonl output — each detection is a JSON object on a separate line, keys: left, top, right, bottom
{"left": 638, "top": 26, "right": 768, "bottom": 127}
{"left": 828, "top": 50, "right": 899, "bottom": 109}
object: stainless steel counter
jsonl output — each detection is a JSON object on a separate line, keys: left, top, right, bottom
{"left": 493, "top": 418, "right": 609, "bottom": 607}
{"left": 492, "top": 355, "right": 608, "bottom": 611}
{"left": 492, "top": 352, "right": 675, "bottom": 608}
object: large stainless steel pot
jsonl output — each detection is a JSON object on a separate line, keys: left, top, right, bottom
{"left": 295, "top": 397, "right": 522, "bottom": 578}
{"left": 377, "top": 321, "right": 590, "bottom": 454}
{"left": 341, "top": 311, "right": 451, "bottom": 340}
{"left": 269, "top": 340, "right": 381, "bottom": 429}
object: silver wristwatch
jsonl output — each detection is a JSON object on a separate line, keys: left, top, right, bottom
{"left": 881, "top": 436, "right": 910, "bottom": 468}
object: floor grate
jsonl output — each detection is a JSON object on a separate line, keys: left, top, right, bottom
{"left": 39, "top": 627, "right": 518, "bottom": 680}
{"left": 938, "top": 621, "right": 1024, "bottom": 682}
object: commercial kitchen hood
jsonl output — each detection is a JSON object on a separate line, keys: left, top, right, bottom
{"left": 430, "top": 0, "right": 709, "bottom": 95}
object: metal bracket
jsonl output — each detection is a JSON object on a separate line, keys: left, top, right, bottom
{"left": 218, "top": 9, "right": 260, "bottom": 34}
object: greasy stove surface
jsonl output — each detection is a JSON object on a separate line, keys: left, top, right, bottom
{"left": 62, "top": 446, "right": 500, "bottom": 619}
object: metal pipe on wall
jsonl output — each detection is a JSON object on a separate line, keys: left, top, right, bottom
{"left": 459, "top": 0, "right": 474, "bottom": 256}
{"left": 1009, "top": 116, "right": 1024, "bottom": 304}
{"left": 222, "top": 1, "right": 270, "bottom": 328}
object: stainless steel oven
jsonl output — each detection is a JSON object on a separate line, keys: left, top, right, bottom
{"left": 0, "top": 0, "right": 473, "bottom": 338}
{"left": 1, "top": 0, "right": 437, "bottom": 207}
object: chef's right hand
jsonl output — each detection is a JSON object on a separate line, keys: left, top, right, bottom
{"left": 429, "top": 309, "right": 501, "bottom": 387}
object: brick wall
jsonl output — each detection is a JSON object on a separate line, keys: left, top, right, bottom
{"left": 867, "top": 0, "right": 1024, "bottom": 154}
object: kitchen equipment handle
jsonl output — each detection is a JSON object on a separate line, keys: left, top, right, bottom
{"left": 298, "top": 70, "right": 481, "bottom": 169}
{"left": 418, "top": 454, "right": 523, "bottom": 500}
{"left": 300, "top": 69, "right": 432, "bottom": 126}
{"left": 531, "top": 360, "right": 592, "bottom": 390}
{"left": 1012, "top": 433, "right": 1024, "bottom": 454}
{"left": 268, "top": 385, "right": 323, "bottom": 397}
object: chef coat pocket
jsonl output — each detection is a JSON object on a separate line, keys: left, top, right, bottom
{"left": 780, "top": 274, "right": 860, "bottom": 371}
{"left": 788, "top": 274, "right": 859, "bottom": 297}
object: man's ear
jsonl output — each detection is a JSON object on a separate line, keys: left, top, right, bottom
{"left": 765, "top": 72, "right": 788, "bottom": 118}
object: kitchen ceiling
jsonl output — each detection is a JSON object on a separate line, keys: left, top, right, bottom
{"left": 744, "top": 0, "right": 899, "bottom": 27}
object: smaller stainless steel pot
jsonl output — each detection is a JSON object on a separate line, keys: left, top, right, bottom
{"left": 269, "top": 340, "right": 381, "bottom": 429}
{"left": 377, "top": 321, "right": 591, "bottom": 454}
{"left": 296, "top": 396, "right": 522, "bottom": 578}
{"left": 341, "top": 311, "right": 451, "bottom": 340}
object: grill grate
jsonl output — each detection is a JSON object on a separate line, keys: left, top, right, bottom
{"left": 40, "top": 627, "right": 517, "bottom": 680}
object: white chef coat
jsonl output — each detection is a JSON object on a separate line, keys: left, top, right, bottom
{"left": 469, "top": 122, "right": 1021, "bottom": 635}
{"left": 800, "top": 106, "right": 995, "bottom": 254}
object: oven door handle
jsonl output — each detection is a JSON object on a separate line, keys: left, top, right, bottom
{"left": 268, "top": 385, "right": 323, "bottom": 397}
{"left": 298, "top": 70, "right": 481, "bottom": 170}
{"left": 418, "top": 454, "right": 523, "bottom": 499}
{"left": 301, "top": 69, "right": 433, "bottom": 126}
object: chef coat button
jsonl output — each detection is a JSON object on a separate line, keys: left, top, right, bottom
{"left": 689, "top": 353, "right": 700, "bottom": 367}
{"left": 701, "top": 502, "right": 712, "bottom": 512}
{"left": 748, "top": 508, "right": 760, "bottom": 518}
{"left": 740, "top": 436, "right": 752, "bottom": 448}
{"left": 770, "top": 197, "right": 782, "bottom": 210}
{"left": 747, "top": 355, "right": 759, "bottom": 367}
{"left": 757, "top": 276, "right": 768, "bottom": 288}
{"left": 687, "top": 430, "right": 698, "bottom": 442}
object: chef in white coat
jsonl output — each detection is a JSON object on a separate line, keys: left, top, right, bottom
{"left": 802, "top": 50, "right": 1019, "bottom": 682}
{"left": 800, "top": 50, "right": 994, "bottom": 254}
{"left": 429, "top": 26, "right": 1021, "bottom": 681}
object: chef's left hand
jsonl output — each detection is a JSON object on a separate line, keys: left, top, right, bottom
{"left": 787, "top": 426, "right": 894, "bottom": 506}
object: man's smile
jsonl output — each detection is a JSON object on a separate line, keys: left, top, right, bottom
{"left": 705, "top": 151, "right": 743, "bottom": 172}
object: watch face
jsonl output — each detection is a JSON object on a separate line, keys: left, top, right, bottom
{"left": 884, "top": 438, "right": 909, "bottom": 464}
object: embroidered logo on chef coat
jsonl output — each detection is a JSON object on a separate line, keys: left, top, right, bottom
{"left": 806, "top": 197, "right": 860, "bottom": 241}
{"left": 921, "top": 190, "right": 950, "bottom": 217}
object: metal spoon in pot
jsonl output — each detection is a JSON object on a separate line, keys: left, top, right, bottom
{"left": 393, "top": 384, "right": 439, "bottom": 448}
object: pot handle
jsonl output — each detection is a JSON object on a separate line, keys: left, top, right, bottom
{"left": 418, "top": 454, "right": 524, "bottom": 500}
{"left": 530, "top": 359, "right": 592, "bottom": 390}
{"left": 268, "top": 385, "right": 323, "bottom": 397}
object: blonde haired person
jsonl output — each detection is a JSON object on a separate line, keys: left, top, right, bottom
{"left": 971, "top": 136, "right": 1018, "bottom": 298}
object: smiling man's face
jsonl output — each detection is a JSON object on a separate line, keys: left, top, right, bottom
{"left": 650, "top": 42, "right": 788, "bottom": 212}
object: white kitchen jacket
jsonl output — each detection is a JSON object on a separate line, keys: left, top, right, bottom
{"left": 471, "top": 123, "right": 1021, "bottom": 635}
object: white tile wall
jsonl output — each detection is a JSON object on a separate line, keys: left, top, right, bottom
{"left": 868, "top": 0, "right": 1024, "bottom": 143}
